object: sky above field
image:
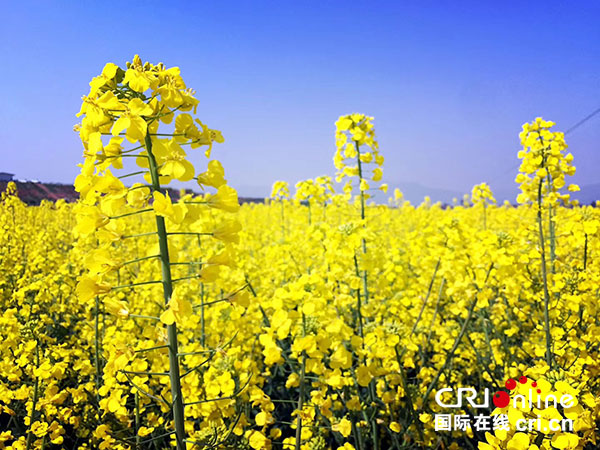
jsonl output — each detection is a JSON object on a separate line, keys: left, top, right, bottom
{"left": 1, "top": 1, "right": 599, "bottom": 201}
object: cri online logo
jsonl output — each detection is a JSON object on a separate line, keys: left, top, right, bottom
{"left": 435, "top": 375, "right": 574, "bottom": 409}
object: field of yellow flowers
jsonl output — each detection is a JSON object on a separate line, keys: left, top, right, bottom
{"left": 1, "top": 56, "right": 599, "bottom": 450}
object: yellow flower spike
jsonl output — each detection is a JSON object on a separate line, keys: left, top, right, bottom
{"left": 271, "top": 180, "right": 290, "bottom": 199}
{"left": 70, "top": 56, "right": 240, "bottom": 450}
{"left": 517, "top": 117, "right": 574, "bottom": 206}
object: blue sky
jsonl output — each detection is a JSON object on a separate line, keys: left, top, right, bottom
{"left": 1, "top": 1, "right": 599, "bottom": 200}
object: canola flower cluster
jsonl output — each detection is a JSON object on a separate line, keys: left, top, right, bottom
{"left": 0, "top": 57, "right": 599, "bottom": 450}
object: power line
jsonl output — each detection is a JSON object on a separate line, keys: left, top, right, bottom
{"left": 564, "top": 106, "right": 600, "bottom": 135}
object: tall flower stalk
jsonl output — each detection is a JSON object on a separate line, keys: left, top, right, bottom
{"left": 333, "top": 113, "right": 386, "bottom": 449}
{"left": 74, "top": 55, "right": 241, "bottom": 449}
{"left": 516, "top": 117, "right": 577, "bottom": 369}
{"left": 271, "top": 181, "right": 290, "bottom": 239}
{"left": 471, "top": 182, "right": 496, "bottom": 230}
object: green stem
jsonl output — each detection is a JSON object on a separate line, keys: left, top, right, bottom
{"left": 421, "top": 293, "right": 479, "bottom": 405}
{"left": 129, "top": 314, "right": 161, "bottom": 321}
{"left": 549, "top": 204, "right": 556, "bottom": 272}
{"left": 395, "top": 346, "right": 424, "bottom": 441}
{"left": 94, "top": 296, "right": 102, "bottom": 408}
{"left": 200, "top": 283, "right": 206, "bottom": 347}
{"left": 167, "top": 232, "right": 212, "bottom": 236}
{"left": 583, "top": 233, "right": 588, "bottom": 270}
{"left": 355, "top": 142, "right": 366, "bottom": 222}
{"left": 353, "top": 255, "right": 364, "bottom": 338}
{"left": 546, "top": 173, "right": 556, "bottom": 273}
{"left": 355, "top": 142, "right": 369, "bottom": 305}
{"left": 483, "top": 202, "right": 487, "bottom": 230}
{"left": 354, "top": 141, "right": 378, "bottom": 449}
{"left": 295, "top": 353, "right": 307, "bottom": 449}
{"left": 110, "top": 208, "right": 153, "bottom": 220}
{"left": 121, "top": 232, "right": 157, "bottom": 239}
{"left": 145, "top": 133, "right": 186, "bottom": 450}
{"left": 118, "top": 170, "right": 147, "bottom": 179}
{"left": 122, "top": 254, "right": 160, "bottom": 266}
{"left": 425, "top": 278, "right": 445, "bottom": 351}
{"left": 411, "top": 259, "right": 440, "bottom": 335}
{"left": 25, "top": 344, "right": 40, "bottom": 450}
{"left": 135, "top": 391, "right": 141, "bottom": 450}
{"left": 537, "top": 178, "right": 553, "bottom": 369}
{"left": 281, "top": 201, "right": 285, "bottom": 240}
{"left": 295, "top": 314, "right": 307, "bottom": 450}
{"left": 135, "top": 345, "right": 169, "bottom": 354}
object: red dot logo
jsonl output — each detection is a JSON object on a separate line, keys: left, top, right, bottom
{"left": 505, "top": 379, "right": 516, "bottom": 390}
{"left": 492, "top": 391, "right": 510, "bottom": 408}
{"left": 532, "top": 381, "right": 537, "bottom": 387}
{"left": 519, "top": 376, "right": 528, "bottom": 384}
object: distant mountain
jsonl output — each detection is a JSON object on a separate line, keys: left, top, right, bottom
{"left": 388, "top": 181, "right": 464, "bottom": 205}
{"left": 0, "top": 181, "right": 80, "bottom": 205}
{"left": 230, "top": 184, "right": 270, "bottom": 199}
{"left": 0, "top": 181, "right": 263, "bottom": 206}
{"left": 5, "top": 179, "right": 596, "bottom": 207}
{"left": 388, "top": 182, "right": 600, "bottom": 206}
